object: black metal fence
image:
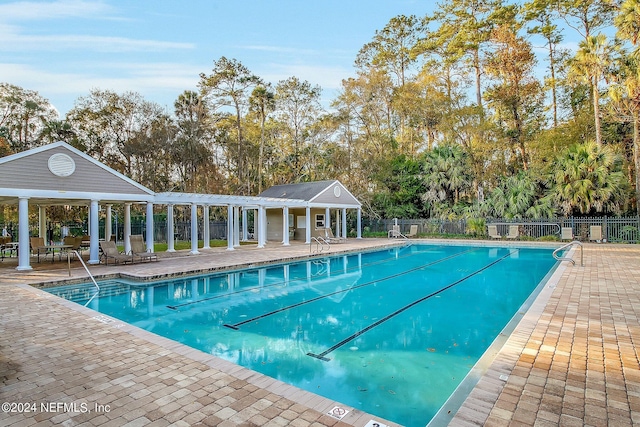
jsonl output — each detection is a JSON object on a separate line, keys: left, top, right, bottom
{"left": 362, "top": 216, "right": 640, "bottom": 243}
{"left": 4, "top": 216, "right": 639, "bottom": 244}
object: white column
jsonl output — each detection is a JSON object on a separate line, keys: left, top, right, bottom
{"left": 257, "top": 205, "right": 266, "bottom": 248}
{"left": 39, "top": 206, "right": 46, "bottom": 240}
{"left": 16, "top": 197, "right": 32, "bottom": 271}
{"left": 233, "top": 206, "right": 240, "bottom": 247}
{"left": 124, "top": 203, "right": 132, "bottom": 255}
{"left": 305, "top": 206, "right": 311, "bottom": 244}
{"left": 105, "top": 205, "right": 112, "bottom": 241}
{"left": 203, "top": 205, "right": 210, "bottom": 249}
{"left": 342, "top": 208, "right": 347, "bottom": 240}
{"left": 190, "top": 203, "right": 199, "bottom": 255}
{"left": 325, "top": 207, "right": 330, "bottom": 230}
{"left": 226, "top": 205, "right": 234, "bottom": 251}
{"left": 335, "top": 210, "right": 340, "bottom": 237}
{"left": 282, "top": 206, "right": 290, "bottom": 246}
{"left": 167, "top": 204, "right": 175, "bottom": 252}
{"left": 242, "top": 209, "right": 248, "bottom": 241}
{"left": 146, "top": 202, "right": 154, "bottom": 253}
{"left": 357, "top": 208, "right": 362, "bottom": 239}
{"left": 89, "top": 199, "right": 100, "bottom": 264}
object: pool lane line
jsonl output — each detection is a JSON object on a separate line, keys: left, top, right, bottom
{"left": 222, "top": 247, "right": 480, "bottom": 330}
{"left": 306, "top": 249, "right": 518, "bottom": 362}
{"left": 166, "top": 244, "right": 443, "bottom": 310}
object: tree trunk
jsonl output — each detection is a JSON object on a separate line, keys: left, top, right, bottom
{"left": 634, "top": 115, "right": 640, "bottom": 216}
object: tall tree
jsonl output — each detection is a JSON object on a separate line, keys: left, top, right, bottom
{"left": 249, "top": 84, "right": 275, "bottom": 193}
{"left": 432, "top": 0, "right": 504, "bottom": 113}
{"left": 0, "top": 83, "right": 58, "bottom": 152}
{"left": 524, "top": 0, "right": 566, "bottom": 127}
{"left": 569, "top": 34, "right": 616, "bottom": 145}
{"left": 199, "top": 57, "right": 261, "bottom": 193}
{"left": 485, "top": 14, "right": 545, "bottom": 171}
{"left": 611, "top": 0, "right": 640, "bottom": 214}
{"left": 274, "top": 77, "right": 322, "bottom": 180}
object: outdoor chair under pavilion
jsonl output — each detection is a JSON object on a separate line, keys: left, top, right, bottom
{"left": 323, "top": 228, "right": 346, "bottom": 244}
{"left": 129, "top": 234, "right": 158, "bottom": 262}
{"left": 99, "top": 240, "right": 136, "bottom": 265}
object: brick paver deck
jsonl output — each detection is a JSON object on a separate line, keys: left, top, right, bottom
{"left": 1, "top": 240, "right": 639, "bottom": 426}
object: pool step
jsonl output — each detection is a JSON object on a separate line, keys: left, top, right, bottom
{"left": 50, "top": 281, "right": 131, "bottom": 304}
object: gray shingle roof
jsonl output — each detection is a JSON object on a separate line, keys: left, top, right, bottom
{"left": 257, "top": 180, "right": 337, "bottom": 201}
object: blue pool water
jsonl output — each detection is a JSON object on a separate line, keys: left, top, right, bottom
{"left": 46, "top": 243, "right": 560, "bottom": 426}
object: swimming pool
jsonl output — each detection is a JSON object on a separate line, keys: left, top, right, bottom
{"left": 46, "top": 243, "right": 561, "bottom": 426}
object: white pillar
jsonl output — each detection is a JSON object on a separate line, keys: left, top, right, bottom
{"left": 357, "top": 208, "right": 362, "bottom": 239}
{"left": 242, "top": 209, "right": 248, "bottom": 241}
{"left": 105, "top": 204, "right": 112, "bottom": 241}
{"left": 256, "top": 206, "right": 266, "bottom": 248}
{"left": 39, "top": 206, "right": 46, "bottom": 240}
{"left": 342, "top": 208, "right": 347, "bottom": 240}
{"left": 124, "top": 203, "right": 132, "bottom": 255}
{"left": 233, "top": 206, "right": 240, "bottom": 247}
{"left": 203, "top": 205, "right": 210, "bottom": 249}
{"left": 305, "top": 206, "right": 311, "bottom": 244}
{"left": 190, "top": 203, "right": 199, "bottom": 255}
{"left": 16, "top": 197, "right": 32, "bottom": 271}
{"left": 226, "top": 205, "right": 234, "bottom": 251}
{"left": 167, "top": 204, "right": 175, "bottom": 252}
{"left": 335, "top": 210, "right": 340, "bottom": 237}
{"left": 282, "top": 206, "right": 290, "bottom": 246}
{"left": 89, "top": 200, "right": 100, "bottom": 264}
{"left": 325, "top": 207, "right": 330, "bottom": 230}
{"left": 146, "top": 202, "right": 154, "bottom": 253}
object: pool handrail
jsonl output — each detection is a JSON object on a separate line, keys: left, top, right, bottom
{"left": 67, "top": 250, "right": 101, "bottom": 306}
{"left": 553, "top": 240, "right": 583, "bottom": 267}
{"left": 310, "top": 236, "right": 330, "bottom": 253}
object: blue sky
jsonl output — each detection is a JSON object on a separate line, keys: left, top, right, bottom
{"left": 0, "top": 0, "right": 434, "bottom": 117}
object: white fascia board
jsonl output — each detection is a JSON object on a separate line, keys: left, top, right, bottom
{"left": 308, "top": 202, "right": 361, "bottom": 209}
{"left": 1, "top": 188, "right": 154, "bottom": 202}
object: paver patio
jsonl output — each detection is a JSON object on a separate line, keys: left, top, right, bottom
{"left": 1, "top": 239, "right": 639, "bottom": 426}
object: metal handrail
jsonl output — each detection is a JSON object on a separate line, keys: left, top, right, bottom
{"left": 310, "top": 236, "right": 330, "bottom": 253}
{"left": 66, "top": 250, "right": 101, "bottom": 306}
{"left": 553, "top": 241, "right": 584, "bottom": 267}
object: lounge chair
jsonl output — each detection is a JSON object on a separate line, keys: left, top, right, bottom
{"left": 506, "top": 225, "right": 519, "bottom": 239}
{"left": 561, "top": 227, "right": 574, "bottom": 241}
{"left": 129, "top": 234, "right": 158, "bottom": 262}
{"left": 488, "top": 225, "right": 501, "bottom": 239}
{"left": 589, "top": 225, "right": 603, "bottom": 243}
{"left": 99, "top": 240, "right": 135, "bottom": 265}
{"left": 323, "top": 228, "right": 346, "bottom": 243}
{"left": 406, "top": 224, "right": 418, "bottom": 238}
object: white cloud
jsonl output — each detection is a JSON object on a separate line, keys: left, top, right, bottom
{"left": 0, "top": 32, "right": 194, "bottom": 52}
{"left": 0, "top": 0, "right": 113, "bottom": 21}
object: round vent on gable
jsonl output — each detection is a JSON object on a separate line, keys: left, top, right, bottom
{"left": 48, "top": 153, "right": 76, "bottom": 177}
{"left": 333, "top": 185, "right": 341, "bottom": 197}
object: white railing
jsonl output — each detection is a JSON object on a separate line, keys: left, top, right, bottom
{"left": 66, "top": 250, "right": 101, "bottom": 306}
{"left": 310, "top": 236, "right": 330, "bottom": 253}
{"left": 553, "top": 241, "right": 584, "bottom": 267}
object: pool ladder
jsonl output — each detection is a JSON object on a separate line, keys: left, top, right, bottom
{"left": 310, "top": 236, "right": 330, "bottom": 254}
{"left": 553, "top": 241, "right": 584, "bottom": 267}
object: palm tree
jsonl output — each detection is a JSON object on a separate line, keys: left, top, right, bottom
{"left": 546, "top": 141, "right": 627, "bottom": 215}
{"left": 569, "top": 34, "right": 615, "bottom": 146}
{"left": 612, "top": 0, "right": 640, "bottom": 214}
